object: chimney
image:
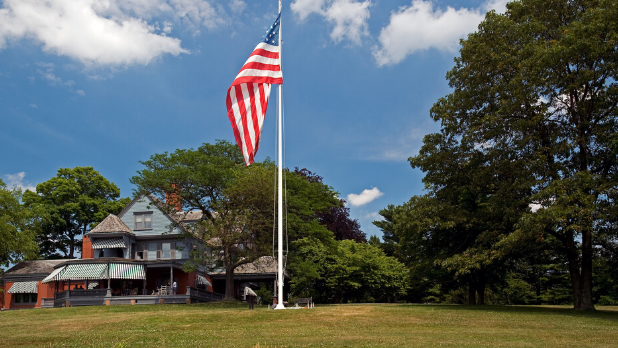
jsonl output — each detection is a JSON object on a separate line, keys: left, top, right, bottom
{"left": 166, "top": 184, "right": 183, "bottom": 212}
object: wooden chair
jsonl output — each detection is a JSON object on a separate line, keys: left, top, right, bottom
{"left": 159, "top": 286, "right": 167, "bottom": 296}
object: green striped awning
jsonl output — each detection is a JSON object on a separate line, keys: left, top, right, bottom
{"left": 42, "top": 266, "right": 66, "bottom": 283}
{"left": 8, "top": 281, "right": 38, "bottom": 294}
{"left": 109, "top": 263, "right": 145, "bottom": 280}
{"left": 91, "top": 237, "right": 126, "bottom": 249}
{"left": 197, "top": 275, "right": 211, "bottom": 286}
{"left": 59, "top": 264, "right": 108, "bottom": 280}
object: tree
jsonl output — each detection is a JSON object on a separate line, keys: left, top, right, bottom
{"left": 23, "top": 167, "right": 129, "bottom": 259}
{"left": 416, "top": 0, "right": 618, "bottom": 310}
{"left": 294, "top": 168, "right": 367, "bottom": 243}
{"left": 289, "top": 238, "right": 408, "bottom": 303}
{"left": 0, "top": 179, "right": 39, "bottom": 269}
{"left": 192, "top": 163, "right": 275, "bottom": 300}
{"left": 131, "top": 141, "right": 342, "bottom": 300}
{"left": 131, "top": 140, "right": 247, "bottom": 300}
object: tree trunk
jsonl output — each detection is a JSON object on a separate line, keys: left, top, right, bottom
{"left": 224, "top": 262, "right": 235, "bottom": 301}
{"left": 476, "top": 280, "right": 485, "bottom": 305}
{"left": 468, "top": 282, "right": 476, "bottom": 305}
{"left": 564, "top": 232, "right": 595, "bottom": 310}
{"left": 578, "top": 226, "right": 595, "bottom": 311}
{"left": 69, "top": 231, "right": 75, "bottom": 259}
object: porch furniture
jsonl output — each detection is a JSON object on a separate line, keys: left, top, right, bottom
{"left": 159, "top": 286, "right": 167, "bottom": 296}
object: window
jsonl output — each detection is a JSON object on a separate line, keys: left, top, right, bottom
{"left": 162, "top": 243, "right": 171, "bottom": 259}
{"left": 134, "top": 212, "right": 153, "bottom": 230}
{"left": 135, "top": 244, "right": 144, "bottom": 260}
{"left": 147, "top": 242, "right": 157, "bottom": 260}
{"left": 14, "top": 293, "right": 37, "bottom": 304}
{"left": 160, "top": 242, "right": 176, "bottom": 259}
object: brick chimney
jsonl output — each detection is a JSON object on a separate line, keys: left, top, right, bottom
{"left": 166, "top": 184, "right": 183, "bottom": 212}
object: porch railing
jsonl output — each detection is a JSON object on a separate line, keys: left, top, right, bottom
{"left": 186, "top": 286, "right": 224, "bottom": 302}
{"left": 69, "top": 289, "right": 108, "bottom": 297}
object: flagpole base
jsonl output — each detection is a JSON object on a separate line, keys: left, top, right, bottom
{"left": 274, "top": 304, "right": 286, "bottom": 310}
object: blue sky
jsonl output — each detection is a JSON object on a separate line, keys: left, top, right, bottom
{"left": 0, "top": 0, "right": 508, "bottom": 238}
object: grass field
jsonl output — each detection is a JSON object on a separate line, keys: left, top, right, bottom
{"left": 1, "top": 302, "right": 617, "bottom": 347}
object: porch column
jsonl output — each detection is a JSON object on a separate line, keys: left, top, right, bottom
{"left": 143, "top": 265, "right": 147, "bottom": 295}
{"left": 170, "top": 265, "right": 173, "bottom": 295}
{"left": 106, "top": 263, "right": 112, "bottom": 297}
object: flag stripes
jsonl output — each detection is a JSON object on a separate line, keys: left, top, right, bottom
{"left": 226, "top": 14, "right": 281, "bottom": 166}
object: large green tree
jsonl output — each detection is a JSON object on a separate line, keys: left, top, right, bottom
{"left": 290, "top": 238, "right": 408, "bottom": 303}
{"left": 131, "top": 141, "right": 341, "bottom": 300}
{"left": 414, "top": 0, "right": 618, "bottom": 310}
{"left": 0, "top": 180, "right": 39, "bottom": 269}
{"left": 23, "top": 167, "right": 129, "bottom": 259}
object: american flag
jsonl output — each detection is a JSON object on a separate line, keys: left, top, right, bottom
{"left": 226, "top": 13, "right": 282, "bottom": 166}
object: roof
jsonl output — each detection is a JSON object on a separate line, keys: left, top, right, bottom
{"left": 90, "top": 214, "right": 133, "bottom": 234}
{"left": 5, "top": 260, "right": 69, "bottom": 275}
{"left": 116, "top": 194, "right": 201, "bottom": 233}
{"left": 213, "top": 256, "right": 278, "bottom": 275}
{"left": 175, "top": 211, "right": 203, "bottom": 222}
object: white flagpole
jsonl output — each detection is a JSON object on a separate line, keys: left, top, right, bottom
{"left": 274, "top": 0, "right": 285, "bottom": 310}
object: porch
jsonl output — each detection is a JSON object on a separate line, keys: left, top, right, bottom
{"left": 44, "top": 286, "right": 223, "bottom": 308}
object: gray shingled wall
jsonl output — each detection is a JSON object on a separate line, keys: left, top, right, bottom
{"left": 120, "top": 196, "right": 182, "bottom": 236}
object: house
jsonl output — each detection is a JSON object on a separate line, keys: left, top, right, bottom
{"left": 2, "top": 194, "right": 278, "bottom": 309}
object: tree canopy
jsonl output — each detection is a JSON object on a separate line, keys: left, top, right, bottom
{"left": 23, "top": 167, "right": 129, "bottom": 259}
{"left": 375, "top": 0, "right": 618, "bottom": 310}
{"left": 0, "top": 179, "right": 39, "bottom": 269}
{"left": 131, "top": 141, "right": 344, "bottom": 300}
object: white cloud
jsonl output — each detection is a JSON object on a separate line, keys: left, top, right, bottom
{"left": 291, "top": 0, "right": 371, "bottom": 45}
{"left": 364, "top": 211, "right": 382, "bottom": 220}
{"left": 230, "top": 0, "right": 247, "bottom": 14}
{"left": 347, "top": 187, "right": 384, "bottom": 206}
{"left": 4, "top": 172, "right": 36, "bottom": 192}
{"left": 373, "top": 0, "right": 509, "bottom": 66}
{"left": 0, "top": 0, "right": 193, "bottom": 67}
{"left": 291, "top": 0, "right": 327, "bottom": 20}
{"left": 29, "top": 103, "right": 37, "bottom": 108}
{"left": 76, "top": 90, "right": 85, "bottom": 97}
{"left": 37, "top": 68, "right": 74, "bottom": 87}
{"left": 162, "top": 21, "right": 174, "bottom": 34}
{"left": 169, "top": 0, "right": 224, "bottom": 31}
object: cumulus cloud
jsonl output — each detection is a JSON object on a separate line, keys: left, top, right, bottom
{"left": 347, "top": 187, "right": 384, "bottom": 206}
{"left": 0, "top": 0, "right": 200, "bottom": 67}
{"left": 373, "top": 0, "right": 508, "bottom": 66}
{"left": 4, "top": 172, "right": 36, "bottom": 192}
{"left": 291, "top": 0, "right": 371, "bottom": 44}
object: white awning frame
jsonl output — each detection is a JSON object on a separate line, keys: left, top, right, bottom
{"left": 197, "top": 275, "right": 212, "bottom": 286}
{"left": 42, "top": 266, "right": 67, "bottom": 283}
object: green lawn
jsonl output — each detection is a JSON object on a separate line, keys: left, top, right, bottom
{"left": 1, "top": 302, "right": 617, "bottom": 347}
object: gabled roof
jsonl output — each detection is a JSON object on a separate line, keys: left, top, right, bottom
{"left": 90, "top": 214, "right": 133, "bottom": 234}
{"left": 117, "top": 194, "right": 203, "bottom": 234}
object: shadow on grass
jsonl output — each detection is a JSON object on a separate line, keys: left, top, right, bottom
{"left": 399, "top": 303, "right": 618, "bottom": 321}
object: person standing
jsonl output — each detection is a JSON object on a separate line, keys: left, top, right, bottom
{"left": 172, "top": 280, "right": 177, "bottom": 295}
{"left": 248, "top": 294, "right": 255, "bottom": 310}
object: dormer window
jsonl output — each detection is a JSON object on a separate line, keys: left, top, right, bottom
{"left": 134, "top": 212, "right": 153, "bottom": 230}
